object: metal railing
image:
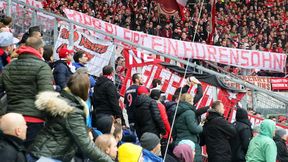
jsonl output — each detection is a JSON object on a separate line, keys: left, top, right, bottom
{"left": 3, "top": 0, "right": 288, "bottom": 113}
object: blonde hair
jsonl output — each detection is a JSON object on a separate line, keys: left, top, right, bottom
{"left": 95, "top": 134, "right": 115, "bottom": 153}
{"left": 180, "top": 93, "right": 193, "bottom": 103}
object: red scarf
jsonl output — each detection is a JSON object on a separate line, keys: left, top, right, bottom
{"left": 103, "top": 74, "right": 113, "bottom": 81}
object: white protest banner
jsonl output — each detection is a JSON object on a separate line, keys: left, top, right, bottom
{"left": 64, "top": 9, "right": 287, "bottom": 72}
{"left": 54, "top": 26, "right": 114, "bottom": 76}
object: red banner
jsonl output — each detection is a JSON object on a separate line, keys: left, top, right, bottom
{"left": 224, "top": 76, "right": 271, "bottom": 90}
{"left": 271, "top": 78, "right": 288, "bottom": 91}
{"left": 121, "top": 48, "right": 245, "bottom": 119}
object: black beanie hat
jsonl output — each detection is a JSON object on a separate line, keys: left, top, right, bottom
{"left": 94, "top": 115, "right": 113, "bottom": 134}
{"left": 236, "top": 108, "right": 249, "bottom": 121}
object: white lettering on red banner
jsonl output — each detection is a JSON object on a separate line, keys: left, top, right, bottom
{"left": 271, "top": 78, "right": 288, "bottom": 91}
{"left": 64, "top": 9, "right": 287, "bottom": 72}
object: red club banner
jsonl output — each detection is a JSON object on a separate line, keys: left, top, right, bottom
{"left": 121, "top": 48, "right": 246, "bottom": 118}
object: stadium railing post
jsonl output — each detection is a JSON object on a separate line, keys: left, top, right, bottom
{"left": 6, "top": 0, "right": 11, "bottom": 16}
{"left": 53, "top": 19, "right": 58, "bottom": 49}
{"left": 68, "top": 22, "right": 74, "bottom": 49}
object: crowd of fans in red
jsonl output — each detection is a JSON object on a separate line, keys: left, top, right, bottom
{"left": 42, "top": 0, "right": 288, "bottom": 54}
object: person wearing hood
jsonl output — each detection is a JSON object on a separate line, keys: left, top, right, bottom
{"left": 133, "top": 86, "right": 166, "bottom": 139}
{"left": 53, "top": 47, "right": 74, "bottom": 91}
{"left": 0, "top": 36, "right": 54, "bottom": 148}
{"left": 231, "top": 108, "right": 253, "bottom": 162}
{"left": 200, "top": 100, "right": 236, "bottom": 162}
{"left": 92, "top": 65, "right": 123, "bottom": 127}
{"left": 246, "top": 119, "right": 277, "bottom": 162}
{"left": 273, "top": 128, "right": 288, "bottom": 162}
{"left": 173, "top": 93, "right": 203, "bottom": 162}
{"left": 28, "top": 73, "right": 113, "bottom": 162}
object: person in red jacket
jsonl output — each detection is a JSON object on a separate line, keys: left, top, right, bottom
{"left": 150, "top": 89, "right": 171, "bottom": 156}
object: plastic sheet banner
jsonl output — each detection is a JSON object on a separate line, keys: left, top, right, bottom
{"left": 64, "top": 9, "right": 287, "bottom": 72}
{"left": 121, "top": 48, "right": 246, "bottom": 118}
{"left": 54, "top": 26, "right": 114, "bottom": 76}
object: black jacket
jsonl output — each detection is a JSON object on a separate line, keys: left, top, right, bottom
{"left": 0, "top": 133, "right": 26, "bottom": 162}
{"left": 274, "top": 134, "right": 288, "bottom": 162}
{"left": 200, "top": 110, "right": 236, "bottom": 162}
{"left": 134, "top": 94, "right": 166, "bottom": 139}
{"left": 53, "top": 60, "right": 73, "bottom": 90}
{"left": 92, "top": 76, "right": 122, "bottom": 119}
{"left": 231, "top": 109, "right": 252, "bottom": 162}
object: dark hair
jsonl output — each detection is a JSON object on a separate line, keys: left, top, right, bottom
{"left": 0, "top": 15, "right": 12, "bottom": 25}
{"left": 73, "top": 50, "right": 85, "bottom": 63}
{"left": 28, "top": 26, "right": 41, "bottom": 37}
{"left": 67, "top": 73, "right": 90, "bottom": 101}
{"left": 116, "top": 56, "right": 124, "bottom": 63}
{"left": 172, "top": 94, "right": 178, "bottom": 101}
{"left": 152, "top": 79, "right": 161, "bottom": 88}
{"left": 132, "top": 73, "right": 140, "bottom": 83}
{"left": 211, "top": 100, "right": 222, "bottom": 109}
{"left": 43, "top": 45, "right": 53, "bottom": 62}
{"left": 102, "top": 65, "right": 114, "bottom": 75}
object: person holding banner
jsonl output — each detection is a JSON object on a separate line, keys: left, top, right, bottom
{"left": 173, "top": 93, "right": 203, "bottom": 162}
{"left": 174, "top": 76, "right": 203, "bottom": 106}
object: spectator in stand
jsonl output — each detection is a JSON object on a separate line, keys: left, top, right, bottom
{"left": 53, "top": 47, "right": 74, "bottom": 91}
{"left": 113, "top": 122, "right": 123, "bottom": 144}
{"left": 92, "top": 65, "right": 123, "bottom": 126}
{"left": 28, "top": 72, "right": 113, "bottom": 162}
{"left": 150, "top": 89, "right": 171, "bottom": 155}
{"left": 124, "top": 73, "right": 143, "bottom": 125}
{"left": 0, "top": 32, "right": 19, "bottom": 73}
{"left": 0, "top": 15, "right": 12, "bottom": 32}
{"left": 273, "top": 128, "right": 288, "bottom": 162}
{"left": 173, "top": 143, "right": 195, "bottom": 162}
{"left": 94, "top": 115, "right": 115, "bottom": 135}
{"left": 0, "top": 113, "right": 27, "bottom": 162}
{"left": 0, "top": 36, "right": 54, "bottom": 148}
{"left": 246, "top": 119, "right": 277, "bottom": 162}
{"left": 28, "top": 26, "right": 42, "bottom": 39}
{"left": 43, "top": 45, "right": 54, "bottom": 69}
{"left": 134, "top": 86, "right": 166, "bottom": 139}
{"left": 72, "top": 50, "right": 89, "bottom": 70}
{"left": 95, "top": 134, "right": 118, "bottom": 161}
{"left": 118, "top": 143, "right": 144, "bottom": 162}
{"left": 140, "top": 132, "right": 163, "bottom": 162}
{"left": 165, "top": 94, "right": 179, "bottom": 126}
{"left": 175, "top": 76, "right": 203, "bottom": 106}
{"left": 173, "top": 93, "right": 203, "bottom": 162}
{"left": 231, "top": 108, "right": 253, "bottom": 162}
{"left": 72, "top": 51, "right": 96, "bottom": 115}
{"left": 200, "top": 100, "right": 236, "bottom": 162}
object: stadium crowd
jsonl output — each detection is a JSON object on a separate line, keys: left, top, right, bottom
{"left": 39, "top": 0, "right": 288, "bottom": 76}
{"left": 41, "top": 0, "right": 288, "bottom": 53}
{"left": 0, "top": 0, "right": 288, "bottom": 162}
